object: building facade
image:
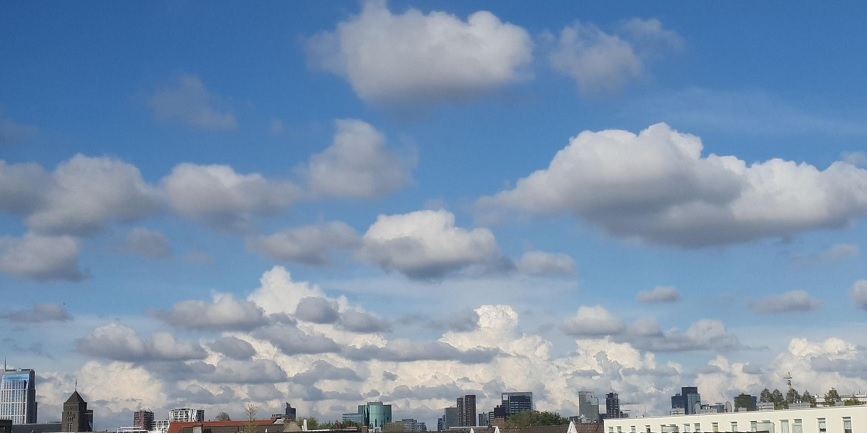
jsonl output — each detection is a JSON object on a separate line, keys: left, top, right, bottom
{"left": 442, "top": 407, "right": 458, "bottom": 430}
{"left": 457, "top": 395, "right": 477, "bottom": 426}
{"left": 168, "top": 408, "right": 204, "bottom": 423}
{"left": 133, "top": 410, "right": 154, "bottom": 431}
{"left": 343, "top": 401, "right": 392, "bottom": 430}
{"left": 501, "top": 392, "right": 533, "bottom": 416}
{"left": 671, "top": 387, "right": 701, "bottom": 415}
{"left": 61, "top": 391, "right": 92, "bottom": 432}
{"left": 0, "top": 368, "right": 37, "bottom": 425}
{"left": 606, "top": 393, "right": 621, "bottom": 419}
{"left": 578, "top": 391, "right": 600, "bottom": 423}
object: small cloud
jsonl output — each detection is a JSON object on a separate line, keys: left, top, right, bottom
{"left": 76, "top": 323, "right": 207, "bottom": 362}
{"left": 153, "top": 293, "right": 268, "bottom": 331}
{"left": 247, "top": 221, "right": 360, "bottom": 266}
{"left": 1, "top": 303, "right": 72, "bottom": 323}
{"left": 561, "top": 305, "right": 626, "bottom": 336}
{"left": 515, "top": 251, "right": 576, "bottom": 276}
{"left": 637, "top": 286, "right": 680, "bottom": 303}
{"left": 792, "top": 243, "right": 859, "bottom": 267}
{"left": 748, "top": 290, "right": 822, "bottom": 314}
{"left": 852, "top": 280, "right": 867, "bottom": 310}
{"left": 0, "top": 111, "right": 38, "bottom": 147}
{"left": 185, "top": 251, "right": 215, "bottom": 266}
{"left": 842, "top": 151, "right": 867, "bottom": 168}
{"left": 269, "top": 118, "right": 285, "bottom": 135}
{"left": 147, "top": 74, "right": 237, "bottom": 131}
{"left": 125, "top": 227, "right": 171, "bottom": 258}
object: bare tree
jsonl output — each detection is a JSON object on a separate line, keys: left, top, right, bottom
{"left": 244, "top": 404, "right": 260, "bottom": 433}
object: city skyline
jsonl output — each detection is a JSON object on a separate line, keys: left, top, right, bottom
{"left": 2, "top": 0, "right": 867, "bottom": 431}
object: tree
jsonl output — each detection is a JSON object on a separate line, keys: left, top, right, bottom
{"left": 759, "top": 388, "right": 773, "bottom": 403}
{"left": 504, "top": 411, "right": 569, "bottom": 429}
{"left": 825, "top": 388, "right": 842, "bottom": 407}
{"left": 303, "top": 417, "right": 319, "bottom": 430}
{"left": 215, "top": 412, "right": 231, "bottom": 421}
{"left": 243, "top": 404, "right": 260, "bottom": 433}
{"left": 801, "top": 390, "right": 816, "bottom": 407}
{"left": 770, "top": 389, "right": 786, "bottom": 409}
{"left": 734, "top": 394, "right": 757, "bottom": 411}
{"left": 382, "top": 422, "right": 406, "bottom": 432}
{"left": 843, "top": 396, "right": 861, "bottom": 406}
{"left": 785, "top": 388, "right": 801, "bottom": 404}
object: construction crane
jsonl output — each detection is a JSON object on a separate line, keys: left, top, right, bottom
{"left": 783, "top": 372, "right": 793, "bottom": 392}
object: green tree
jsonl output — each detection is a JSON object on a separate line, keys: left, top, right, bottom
{"left": 785, "top": 388, "right": 801, "bottom": 404}
{"left": 801, "top": 390, "right": 816, "bottom": 407}
{"left": 771, "top": 389, "right": 786, "bottom": 409}
{"left": 304, "top": 417, "right": 319, "bottom": 430}
{"left": 505, "top": 411, "right": 569, "bottom": 428}
{"left": 825, "top": 388, "right": 842, "bottom": 407}
{"left": 759, "top": 388, "right": 773, "bottom": 403}
{"left": 843, "top": 396, "right": 861, "bottom": 406}
{"left": 734, "top": 393, "right": 757, "bottom": 411}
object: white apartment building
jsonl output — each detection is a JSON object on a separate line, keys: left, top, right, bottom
{"left": 168, "top": 408, "right": 204, "bottom": 423}
{"left": 604, "top": 404, "right": 867, "bottom": 433}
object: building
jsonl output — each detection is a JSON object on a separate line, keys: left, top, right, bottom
{"left": 501, "top": 392, "right": 533, "bottom": 416}
{"left": 344, "top": 401, "right": 392, "bottom": 430}
{"left": 442, "top": 407, "right": 458, "bottom": 430}
{"left": 457, "top": 395, "right": 477, "bottom": 427}
{"left": 154, "top": 420, "right": 170, "bottom": 433}
{"left": 605, "top": 393, "right": 620, "bottom": 420}
{"left": 61, "top": 391, "right": 92, "bottom": 432}
{"left": 578, "top": 391, "right": 600, "bottom": 423}
{"left": 396, "top": 419, "right": 427, "bottom": 432}
{"left": 0, "top": 368, "right": 37, "bottom": 425}
{"left": 478, "top": 413, "right": 488, "bottom": 427}
{"left": 167, "top": 418, "right": 306, "bottom": 433}
{"left": 133, "top": 410, "right": 154, "bottom": 431}
{"left": 671, "top": 387, "right": 701, "bottom": 415}
{"left": 604, "top": 404, "right": 867, "bottom": 433}
{"left": 168, "top": 408, "right": 204, "bottom": 423}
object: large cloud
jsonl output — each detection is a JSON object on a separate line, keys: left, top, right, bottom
{"left": 300, "top": 120, "right": 415, "bottom": 199}
{"left": 147, "top": 74, "right": 237, "bottom": 131}
{"left": 76, "top": 323, "right": 208, "bottom": 362}
{"left": 247, "top": 221, "right": 360, "bottom": 265}
{"left": 307, "top": 0, "right": 532, "bottom": 105}
{"left": 357, "top": 209, "right": 499, "bottom": 279}
{"left": 476, "top": 123, "right": 867, "bottom": 247}
{"left": 163, "top": 163, "right": 299, "bottom": 232}
{"left": 0, "top": 233, "right": 85, "bottom": 281}
{"left": 153, "top": 293, "right": 268, "bottom": 331}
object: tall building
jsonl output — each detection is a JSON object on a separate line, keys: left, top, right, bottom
{"left": 61, "top": 391, "right": 92, "bottom": 432}
{"left": 133, "top": 410, "right": 154, "bottom": 431}
{"left": 671, "top": 387, "right": 701, "bottom": 415}
{"left": 343, "top": 401, "right": 392, "bottom": 430}
{"left": 396, "top": 419, "right": 426, "bottom": 432}
{"left": 0, "top": 367, "right": 37, "bottom": 425}
{"left": 271, "top": 403, "right": 296, "bottom": 421}
{"left": 501, "top": 392, "right": 533, "bottom": 416}
{"left": 578, "top": 391, "right": 599, "bottom": 423}
{"left": 442, "top": 407, "right": 458, "bottom": 430}
{"left": 168, "top": 408, "right": 204, "bottom": 423}
{"left": 605, "top": 393, "right": 620, "bottom": 419}
{"left": 456, "top": 395, "right": 476, "bottom": 426}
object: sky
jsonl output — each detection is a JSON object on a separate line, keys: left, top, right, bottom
{"left": 2, "top": 0, "right": 867, "bottom": 430}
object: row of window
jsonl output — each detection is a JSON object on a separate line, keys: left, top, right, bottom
{"left": 609, "top": 416, "right": 854, "bottom": 433}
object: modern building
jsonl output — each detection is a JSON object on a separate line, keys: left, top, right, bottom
{"left": 395, "top": 419, "right": 427, "bottom": 432}
{"left": 501, "top": 392, "right": 533, "bottom": 416}
{"left": 168, "top": 408, "right": 204, "bottom": 423}
{"left": 133, "top": 410, "right": 154, "bottom": 431}
{"left": 604, "top": 404, "right": 867, "bottom": 433}
{"left": 0, "top": 368, "right": 37, "bottom": 425}
{"left": 154, "top": 420, "right": 170, "bottom": 433}
{"left": 671, "top": 387, "right": 701, "bottom": 415}
{"left": 456, "top": 395, "right": 476, "bottom": 427}
{"left": 343, "top": 401, "right": 392, "bottom": 430}
{"left": 578, "top": 391, "right": 600, "bottom": 423}
{"left": 442, "top": 407, "right": 458, "bottom": 430}
{"left": 61, "top": 391, "right": 92, "bottom": 432}
{"left": 605, "top": 393, "right": 621, "bottom": 419}
{"left": 478, "top": 413, "right": 488, "bottom": 427}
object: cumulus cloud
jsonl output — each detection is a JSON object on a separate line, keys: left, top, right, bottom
{"left": 0, "top": 160, "right": 50, "bottom": 215}
{"left": 147, "top": 74, "right": 237, "bottom": 131}
{"left": 289, "top": 360, "right": 361, "bottom": 386}
{"left": 248, "top": 267, "right": 326, "bottom": 317}
{"left": 0, "top": 303, "right": 72, "bottom": 323}
{"left": 630, "top": 319, "right": 741, "bottom": 353}
{"left": 637, "top": 286, "right": 680, "bottom": 303}
{"left": 300, "top": 120, "right": 415, "bottom": 199}
{"left": 0, "top": 233, "right": 85, "bottom": 281}
{"left": 163, "top": 163, "right": 300, "bottom": 232}
{"left": 294, "top": 297, "right": 340, "bottom": 324}
{"left": 843, "top": 151, "right": 867, "bottom": 168}
{"left": 476, "top": 123, "right": 867, "bottom": 247}
{"left": 307, "top": 0, "right": 532, "bottom": 105}
{"left": 247, "top": 221, "right": 360, "bottom": 265}
{"left": 207, "top": 336, "right": 257, "bottom": 360}
{"left": 255, "top": 323, "right": 341, "bottom": 355}
{"left": 76, "top": 323, "right": 207, "bottom": 361}
{"left": 515, "top": 251, "right": 576, "bottom": 276}
{"left": 561, "top": 305, "right": 626, "bottom": 336}
{"left": 27, "top": 155, "right": 161, "bottom": 236}
{"left": 205, "top": 359, "right": 288, "bottom": 384}
{"left": 852, "top": 280, "right": 867, "bottom": 310}
{"left": 153, "top": 293, "right": 268, "bottom": 331}
{"left": 547, "top": 19, "right": 681, "bottom": 95}
{"left": 343, "top": 340, "right": 497, "bottom": 363}
{"left": 748, "top": 290, "right": 822, "bottom": 314}
{"left": 338, "top": 310, "right": 391, "bottom": 333}
{"left": 125, "top": 227, "right": 171, "bottom": 258}
{"left": 357, "top": 209, "right": 499, "bottom": 279}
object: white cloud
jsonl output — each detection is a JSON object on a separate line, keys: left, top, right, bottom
{"left": 476, "top": 123, "right": 867, "bottom": 247}
{"left": 630, "top": 319, "right": 741, "bottom": 353}
{"left": 248, "top": 266, "right": 327, "bottom": 317}
{"left": 163, "top": 163, "right": 300, "bottom": 232}
{"left": 357, "top": 209, "right": 499, "bottom": 279}
{"left": 0, "top": 160, "right": 50, "bottom": 215}
{"left": 26, "top": 155, "right": 161, "bottom": 236}
{"left": 515, "top": 251, "right": 576, "bottom": 276}
{"left": 247, "top": 221, "right": 360, "bottom": 265}
{"left": 76, "top": 323, "right": 208, "bottom": 361}
{"left": 307, "top": 0, "right": 532, "bottom": 105}
{"left": 843, "top": 151, "right": 867, "bottom": 168}
{"left": 792, "top": 243, "right": 859, "bottom": 267}
{"left": 125, "top": 227, "right": 172, "bottom": 258}
{"left": 852, "top": 280, "right": 867, "bottom": 310}
{"left": 300, "top": 120, "right": 415, "bottom": 198}
{"left": 748, "top": 290, "right": 822, "bottom": 314}
{"left": 154, "top": 293, "right": 268, "bottom": 331}
{"left": 147, "top": 74, "right": 237, "bottom": 131}
{"left": 0, "top": 112, "right": 38, "bottom": 147}
{"left": 561, "top": 305, "right": 626, "bottom": 336}
{"left": 637, "top": 286, "right": 680, "bottom": 303}
{"left": 0, "top": 233, "right": 85, "bottom": 281}
{"left": 0, "top": 303, "right": 72, "bottom": 323}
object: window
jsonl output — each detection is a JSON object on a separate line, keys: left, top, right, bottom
{"left": 843, "top": 417, "right": 852, "bottom": 433}
{"left": 617, "top": 426, "right": 622, "bottom": 433}
{"left": 793, "top": 419, "right": 802, "bottom": 433}
{"left": 684, "top": 423, "right": 690, "bottom": 433}
{"left": 694, "top": 423, "right": 700, "bottom": 432}
{"left": 645, "top": 425, "right": 651, "bottom": 433}
{"left": 730, "top": 422, "right": 737, "bottom": 432}
{"left": 712, "top": 422, "right": 718, "bottom": 433}
{"left": 818, "top": 418, "right": 826, "bottom": 433}
{"left": 751, "top": 421, "right": 757, "bottom": 432}
{"left": 630, "top": 426, "right": 637, "bottom": 433}
{"left": 609, "top": 427, "right": 614, "bottom": 433}
{"left": 781, "top": 419, "right": 789, "bottom": 433}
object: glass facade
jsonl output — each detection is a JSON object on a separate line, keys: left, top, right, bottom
{"left": 0, "top": 369, "right": 37, "bottom": 425}
{"left": 361, "top": 401, "right": 392, "bottom": 429}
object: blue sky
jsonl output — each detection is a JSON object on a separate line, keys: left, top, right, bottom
{"left": 2, "top": 0, "right": 867, "bottom": 429}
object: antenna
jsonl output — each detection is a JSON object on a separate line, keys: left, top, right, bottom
{"left": 783, "top": 372, "right": 793, "bottom": 392}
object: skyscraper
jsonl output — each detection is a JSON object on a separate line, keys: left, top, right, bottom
{"left": 671, "top": 387, "right": 701, "bottom": 415}
{"left": 0, "top": 367, "right": 37, "bottom": 425}
{"left": 133, "top": 410, "right": 154, "bottom": 431}
{"left": 61, "top": 391, "right": 91, "bottom": 432}
{"left": 605, "top": 393, "right": 620, "bottom": 419}
{"left": 443, "top": 407, "right": 458, "bottom": 430}
{"left": 461, "top": 395, "right": 476, "bottom": 426}
{"left": 578, "top": 391, "right": 599, "bottom": 423}
{"left": 501, "top": 392, "right": 533, "bottom": 416}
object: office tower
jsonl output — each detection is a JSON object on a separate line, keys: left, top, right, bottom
{"left": 605, "top": 393, "right": 620, "bottom": 419}
{"left": 133, "top": 410, "right": 154, "bottom": 431}
{"left": 456, "top": 395, "right": 476, "bottom": 426}
{"left": 501, "top": 392, "right": 533, "bottom": 416}
{"left": 578, "top": 391, "right": 599, "bottom": 423}
{"left": 682, "top": 387, "right": 701, "bottom": 415}
{"left": 478, "top": 413, "right": 488, "bottom": 427}
{"left": 0, "top": 367, "right": 37, "bottom": 424}
{"left": 62, "top": 391, "right": 92, "bottom": 432}
{"left": 443, "top": 407, "right": 458, "bottom": 430}
{"left": 168, "top": 408, "right": 204, "bottom": 423}
{"left": 456, "top": 397, "right": 463, "bottom": 426}
{"left": 358, "top": 401, "right": 392, "bottom": 430}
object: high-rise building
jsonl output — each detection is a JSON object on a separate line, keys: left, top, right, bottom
{"left": 442, "top": 407, "right": 458, "bottom": 430}
{"left": 133, "top": 410, "right": 154, "bottom": 431}
{"left": 671, "top": 387, "right": 701, "bottom": 415}
{"left": 0, "top": 367, "right": 37, "bottom": 425}
{"left": 456, "top": 397, "right": 463, "bottom": 427}
{"left": 61, "top": 391, "right": 92, "bottom": 432}
{"left": 343, "top": 401, "right": 392, "bottom": 430}
{"left": 501, "top": 392, "right": 533, "bottom": 416}
{"left": 605, "top": 393, "right": 620, "bottom": 419}
{"left": 578, "top": 391, "right": 599, "bottom": 423}
{"left": 456, "top": 395, "right": 476, "bottom": 426}
{"left": 168, "top": 408, "right": 204, "bottom": 423}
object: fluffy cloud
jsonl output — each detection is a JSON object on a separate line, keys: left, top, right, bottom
{"left": 125, "top": 227, "right": 172, "bottom": 258}
{"left": 27, "top": 155, "right": 161, "bottom": 236}
{"left": 248, "top": 267, "right": 327, "bottom": 317}
{"left": 338, "top": 310, "right": 391, "bottom": 333}
{"left": 748, "top": 290, "right": 822, "bottom": 314}
{"left": 207, "top": 336, "right": 257, "bottom": 360}
{"left": 0, "top": 303, "right": 72, "bottom": 323}
{"left": 247, "top": 221, "right": 359, "bottom": 265}
{"left": 637, "top": 286, "right": 680, "bottom": 303}
{"left": 476, "top": 123, "right": 867, "bottom": 247}
{"left": 343, "top": 340, "right": 498, "bottom": 363}
{"left": 307, "top": 0, "right": 532, "bottom": 105}
{"left": 295, "top": 297, "right": 340, "bottom": 324}
{"left": 852, "top": 280, "right": 867, "bottom": 310}
{"left": 630, "top": 319, "right": 741, "bottom": 353}
{"left": 154, "top": 293, "right": 268, "bottom": 331}
{"left": 147, "top": 74, "right": 237, "bottom": 131}
{"left": 547, "top": 19, "right": 681, "bottom": 95}
{"left": 301, "top": 120, "right": 415, "bottom": 199}
{"left": 0, "top": 233, "right": 85, "bottom": 281}
{"left": 0, "top": 160, "right": 50, "bottom": 215}
{"left": 289, "top": 360, "right": 361, "bottom": 386}
{"left": 76, "top": 323, "right": 208, "bottom": 361}
{"left": 163, "top": 163, "right": 300, "bottom": 232}
{"left": 255, "top": 323, "right": 342, "bottom": 355}
{"left": 204, "top": 358, "right": 288, "bottom": 384}
{"left": 561, "top": 305, "right": 626, "bottom": 336}
{"left": 515, "top": 251, "right": 577, "bottom": 276}
{"left": 792, "top": 243, "right": 859, "bottom": 267}
{"left": 358, "top": 209, "right": 499, "bottom": 279}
